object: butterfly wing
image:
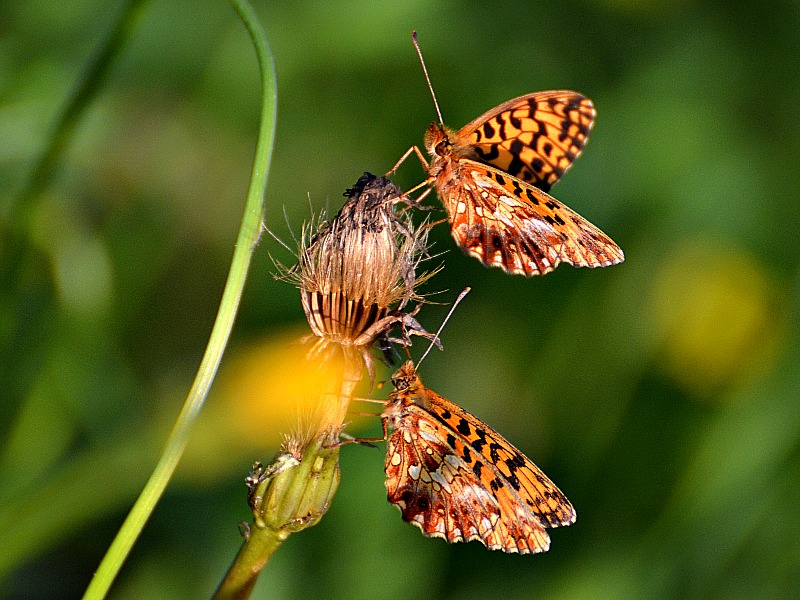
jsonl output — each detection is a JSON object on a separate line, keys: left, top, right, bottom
{"left": 385, "top": 404, "right": 552, "bottom": 554}
{"left": 436, "top": 159, "right": 624, "bottom": 276}
{"left": 422, "top": 392, "right": 576, "bottom": 531}
{"left": 458, "top": 91, "right": 595, "bottom": 192}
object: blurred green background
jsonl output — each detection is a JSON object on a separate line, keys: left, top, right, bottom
{"left": 2, "top": 0, "right": 799, "bottom": 598}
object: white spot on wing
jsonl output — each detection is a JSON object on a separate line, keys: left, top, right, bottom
{"left": 431, "top": 470, "right": 452, "bottom": 493}
{"left": 444, "top": 454, "right": 461, "bottom": 468}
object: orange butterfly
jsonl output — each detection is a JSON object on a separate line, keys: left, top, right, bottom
{"left": 382, "top": 361, "right": 575, "bottom": 553}
{"left": 395, "top": 33, "right": 624, "bottom": 277}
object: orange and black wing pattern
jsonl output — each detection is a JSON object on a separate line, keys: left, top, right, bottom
{"left": 383, "top": 362, "right": 574, "bottom": 554}
{"left": 458, "top": 91, "right": 596, "bottom": 192}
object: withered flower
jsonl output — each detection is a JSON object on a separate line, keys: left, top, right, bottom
{"left": 282, "top": 172, "right": 435, "bottom": 361}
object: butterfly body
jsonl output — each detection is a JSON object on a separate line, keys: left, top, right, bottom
{"left": 418, "top": 91, "right": 624, "bottom": 276}
{"left": 383, "top": 361, "right": 575, "bottom": 554}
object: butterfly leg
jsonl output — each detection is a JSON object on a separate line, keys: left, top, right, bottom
{"left": 395, "top": 184, "right": 435, "bottom": 212}
{"left": 352, "top": 308, "right": 417, "bottom": 347}
{"left": 382, "top": 311, "right": 442, "bottom": 351}
{"left": 338, "top": 432, "right": 378, "bottom": 448}
{"left": 336, "top": 417, "right": 389, "bottom": 447}
{"left": 386, "top": 145, "right": 429, "bottom": 175}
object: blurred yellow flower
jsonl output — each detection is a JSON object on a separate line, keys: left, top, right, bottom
{"left": 179, "top": 328, "right": 372, "bottom": 484}
{"left": 650, "top": 239, "right": 784, "bottom": 397}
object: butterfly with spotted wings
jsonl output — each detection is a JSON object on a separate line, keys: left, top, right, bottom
{"left": 382, "top": 360, "right": 575, "bottom": 554}
{"left": 394, "top": 32, "right": 624, "bottom": 277}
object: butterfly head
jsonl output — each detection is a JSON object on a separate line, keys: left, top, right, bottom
{"left": 425, "top": 123, "right": 477, "bottom": 163}
{"left": 391, "top": 360, "right": 421, "bottom": 393}
{"left": 423, "top": 123, "right": 453, "bottom": 158}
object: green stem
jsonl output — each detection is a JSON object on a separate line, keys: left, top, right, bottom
{"left": 214, "top": 525, "right": 286, "bottom": 600}
{"left": 82, "top": 1, "right": 277, "bottom": 598}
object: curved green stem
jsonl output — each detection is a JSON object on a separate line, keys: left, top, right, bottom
{"left": 82, "top": 1, "right": 277, "bottom": 597}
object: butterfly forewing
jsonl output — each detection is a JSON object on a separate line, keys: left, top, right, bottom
{"left": 460, "top": 91, "right": 596, "bottom": 192}
{"left": 421, "top": 385, "right": 576, "bottom": 528}
{"left": 383, "top": 361, "right": 574, "bottom": 554}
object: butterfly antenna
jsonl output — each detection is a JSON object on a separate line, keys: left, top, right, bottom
{"left": 416, "top": 287, "right": 470, "bottom": 368}
{"left": 412, "top": 31, "right": 444, "bottom": 126}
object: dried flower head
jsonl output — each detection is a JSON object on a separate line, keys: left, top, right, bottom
{"left": 281, "top": 172, "right": 434, "bottom": 351}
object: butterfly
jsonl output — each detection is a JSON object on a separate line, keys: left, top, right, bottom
{"left": 382, "top": 360, "right": 575, "bottom": 553}
{"left": 395, "top": 34, "right": 624, "bottom": 276}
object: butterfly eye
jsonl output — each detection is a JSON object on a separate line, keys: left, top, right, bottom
{"left": 392, "top": 376, "right": 409, "bottom": 392}
{"left": 435, "top": 140, "right": 451, "bottom": 155}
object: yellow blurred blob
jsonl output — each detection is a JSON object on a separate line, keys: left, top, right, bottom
{"left": 220, "top": 331, "right": 352, "bottom": 440}
{"left": 180, "top": 328, "right": 373, "bottom": 484}
{"left": 650, "top": 239, "right": 783, "bottom": 397}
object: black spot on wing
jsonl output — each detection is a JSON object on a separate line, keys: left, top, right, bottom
{"left": 475, "top": 145, "right": 500, "bottom": 162}
{"left": 396, "top": 489, "right": 413, "bottom": 505}
{"left": 422, "top": 451, "right": 440, "bottom": 472}
{"left": 509, "top": 453, "right": 526, "bottom": 468}
{"left": 495, "top": 114, "right": 507, "bottom": 139}
{"left": 507, "top": 156, "right": 526, "bottom": 178}
{"left": 489, "top": 443, "right": 502, "bottom": 463}
{"left": 490, "top": 233, "right": 503, "bottom": 250}
{"left": 470, "top": 428, "right": 487, "bottom": 454}
{"left": 506, "top": 473, "right": 521, "bottom": 491}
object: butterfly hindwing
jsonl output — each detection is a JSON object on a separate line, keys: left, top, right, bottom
{"left": 440, "top": 160, "right": 624, "bottom": 276}
{"left": 386, "top": 404, "right": 552, "bottom": 553}
{"left": 386, "top": 408, "right": 505, "bottom": 546}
